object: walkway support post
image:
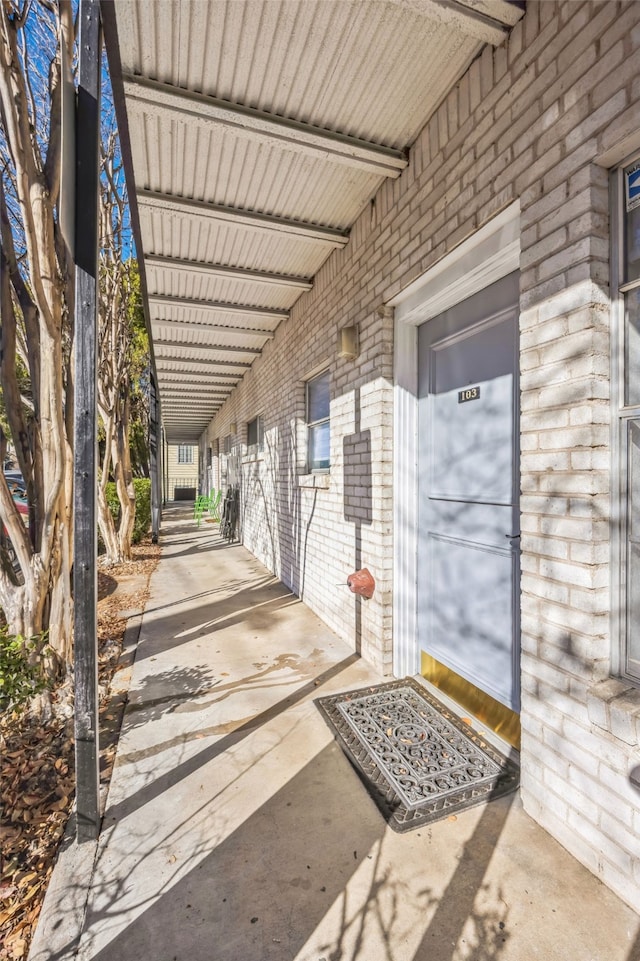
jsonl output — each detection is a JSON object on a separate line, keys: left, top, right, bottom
{"left": 73, "top": 0, "right": 102, "bottom": 842}
{"left": 150, "top": 373, "right": 161, "bottom": 542}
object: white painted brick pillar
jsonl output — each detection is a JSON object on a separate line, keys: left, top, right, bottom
{"left": 518, "top": 155, "right": 617, "bottom": 868}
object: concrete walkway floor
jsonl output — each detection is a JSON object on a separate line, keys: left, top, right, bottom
{"left": 31, "top": 505, "right": 640, "bottom": 961}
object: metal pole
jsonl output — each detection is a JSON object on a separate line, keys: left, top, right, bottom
{"left": 73, "top": 0, "right": 102, "bottom": 842}
{"left": 150, "top": 375, "right": 160, "bottom": 543}
{"left": 162, "top": 424, "right": 167, "bottom": 504}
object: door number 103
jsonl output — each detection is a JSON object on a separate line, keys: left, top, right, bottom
{"left": 458, "top": 386, "right": 481, "bottom": 404}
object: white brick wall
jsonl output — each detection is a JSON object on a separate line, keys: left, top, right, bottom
{"left": 201, "top": 0, "right": 640, "bottom": 913}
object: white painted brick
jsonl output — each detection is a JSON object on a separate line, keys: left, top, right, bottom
{"left": 609, "top": 693, "right": 640, "bottom": 746}
{"left": 521, "top": 573, "right": 570, "bottom": 605}
{"left": 601, "top": 860, "right": 640, "bottom": 915}
{"left": 535, "top": 811, "right": 602, "bottom": 878}
{"left": 520, "top": 450, "right": 571, "bottom": 472}
{"left": 520, "top": 226, "right": 568, "bottom": 270}
{"left": 565, "top": 587, "right": 610, "bottom": 619}
{"left": 545, "top": 727, "right": 600, "bottom": 781}
{"left": 537, "top": 557, "right": 598, "bottom": 589}
{"left": 569, "top": 540, "right": 610, "bottom": 565}
{"left": 537, "top": 469, "right": 608, "bottom": 495}
{"left": 520, "top": 408, "right": 570, "bottom": 431}
{"left": 526, "top": 777, "right": 570, "bottom": 824}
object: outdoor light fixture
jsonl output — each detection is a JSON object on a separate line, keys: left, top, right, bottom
{"left": 337, "top": 324, "right": 359, "bottom": 360}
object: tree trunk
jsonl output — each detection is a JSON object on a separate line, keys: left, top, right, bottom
{"left": 96, "top": 481, "right": 120, "bottom": 564}
{"left": 0, "top": 3, "right": 75, "bottom": 681}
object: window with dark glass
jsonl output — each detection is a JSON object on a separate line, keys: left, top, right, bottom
{"left": 177, "top": 444, "right": 193, "bottom": 464}
{"left": 307, "top": 370, "right": 330, "bottom": 471}
{"left": 247, "top": 415, "right": 264, "bottom": 452}
{"left": 623, "top": 160, "right": 640, "bottom": 408}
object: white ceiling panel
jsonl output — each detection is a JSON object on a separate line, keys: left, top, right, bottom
{"left": 138, "top": 205, "right": 343, "bottom": 276}
{"left": 146, "top": 264, "right": 304, "bottom": 312}
{"left": 127, "top": 103, "right": 385, "bottom": 227}
{"left": 107, "top": 0, "right": 523, "bottom": 435}
{"left": 115, "top": 0, "right": 507, "bottom": 145}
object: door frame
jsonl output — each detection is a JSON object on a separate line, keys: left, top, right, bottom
{"left": 389, "top": 202, "right": 521, "bottom": 678}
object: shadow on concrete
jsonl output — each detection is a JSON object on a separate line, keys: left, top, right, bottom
{"left": 132, "top": 577, "right": 299, "bottom": 663}
{"left": 78, "top": 752, "right": 518, "bottom": 961}
{"left": 411, "top": 794, "right": 513, "bottom": 961}
{"left": 84, "top": 743, "right": 386, "bottom": 961}
{"left": 101, "top": 653, "right": 359, "bottom": 825}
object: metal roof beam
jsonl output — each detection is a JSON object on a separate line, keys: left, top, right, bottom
{"left": 163, "top": 413, "right": 217, "bottom": 419}
{"left": 163, "top": 417, "right": 211, "bottom": 421}
{"left": 388, "top": 0, "right": 514, "bottom": 44}
{"left": 155, "top": 364, "right": 241, "bottom": 379}
{"left": 151, "top": 318, "right": 275, "bottom": 340}
{"left": 163, "top": 410, "right": 218, "bottom": 416}
{"left": 154, "top": 352, "right": 253, "bottom": 370}
{"left": 154, "top": 338, "right": 262, "bottom": 356}
{"left": 162, "top": 407, "right": 224, "bottom": 414}
{"left": 145, "top": 255, "right": 313, "bottom": 292}
{"left": 161, "top": 389, "right": 230, "bottom": 398}
{"left": 158, "top": 378, "right": 238, "bottom": 387}
{"left": 138, "top": 190, "right": 350, "bottom": 247}
{"left": 149, "top": 294, "right": 286, "bottom": 325}
{"left": 123, "top": 75, "right": 408, "bottom": 179}
{"left": 160, "top": 387, "right": 229, "bottom": 400}
{"left": 158, "top": 378, "right": 238, "bottom": 390}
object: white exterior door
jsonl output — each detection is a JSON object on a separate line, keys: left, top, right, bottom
{"left": 417, "top": 273, "right": 520, "bottom": 711}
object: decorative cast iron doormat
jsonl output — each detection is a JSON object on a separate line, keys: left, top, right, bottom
{"left": 316, "top": 678, "right": 519, "bottom": 832}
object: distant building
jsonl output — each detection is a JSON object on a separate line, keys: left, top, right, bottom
{"left": 164, "top": 443, "right": 198, "bottom": 501}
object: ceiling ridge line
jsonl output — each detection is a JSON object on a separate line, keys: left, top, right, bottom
{"left": 148, "top": 293, "right": 288, "bottom": 320}
{"left": 153, "top": 353, "right": 253, "bottom": 370}
{"left": 153, "top": 338, "right": 262, "bottom": 355}
{"left": 144, "top": 254, "right": 313, "bottom": 291}
{"left": 154, "top": 364, "right": 242, "bottom": 378}
{"left": 137, "top": 189, "right": 350, "bottom": 246}
{"left": 123, "top": 74, "right": 408, "bottom": 178}
{"left": 150, "top": 318, "right": 276, "bottom": 339}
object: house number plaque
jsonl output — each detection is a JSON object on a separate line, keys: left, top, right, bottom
{"left": 458, "top": 386, "right": 480, "bottom": 403}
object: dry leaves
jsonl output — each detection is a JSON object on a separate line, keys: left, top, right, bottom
{"left": 0, "top": 537, "right": 159, "bottom": 959}
{"left": 0, "top": 712, "right": 74, "bottom": 958}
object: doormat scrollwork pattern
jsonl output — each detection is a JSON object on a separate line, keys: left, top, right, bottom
{"left": 316, "top": 678, "right": 519, "bottom": 832}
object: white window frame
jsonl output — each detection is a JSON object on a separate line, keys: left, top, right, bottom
{"left": 611, "top": 152, "right": 640, "bottom": 682}
{"left": 306, "top": 369, "right": 330, "bottom": 472}
{"left": 177, "top": 444, "right": 194, "bottom": 464}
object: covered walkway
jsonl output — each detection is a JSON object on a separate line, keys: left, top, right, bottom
{"left": 32, "top": 506, "right": 640, "bottom": 961}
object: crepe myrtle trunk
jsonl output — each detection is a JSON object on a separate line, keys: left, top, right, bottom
{"left": 0, "top": 1, "right": 75, "bottom": 675}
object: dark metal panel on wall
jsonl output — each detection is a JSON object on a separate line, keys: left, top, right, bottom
{"left": 73, "top": 0, "right": 102, "bottom": 842}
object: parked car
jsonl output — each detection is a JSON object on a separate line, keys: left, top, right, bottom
{"left": 1, "top": 471, "right": 27, "bottom": 582}
{"left": 3, "top": 469, "right": 24, "bottom": 489}
{"left": 3, "top": 471, "right": 27, "bottom": 515}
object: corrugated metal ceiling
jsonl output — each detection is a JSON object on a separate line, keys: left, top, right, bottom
{"left": 106, "top": 0, "right": 524, "bottom": 444}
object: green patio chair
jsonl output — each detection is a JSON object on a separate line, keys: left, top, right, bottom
{"left": 207, "top": 489, "right": 222, "bottom": 522}
{"left": 194, "top": 494, "right": 208, "bottom": 526}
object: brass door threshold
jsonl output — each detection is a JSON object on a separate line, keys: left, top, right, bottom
{"left": 421, "top": 652, "right": 521, "bottom": 750}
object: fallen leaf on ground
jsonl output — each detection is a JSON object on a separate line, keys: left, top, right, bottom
{"left": 0, "top": 537, "right": 159, "bottom": 960}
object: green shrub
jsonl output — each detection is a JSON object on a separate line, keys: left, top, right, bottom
{"left": 105, "top": 482, "right": 120, "bottom": 522}
{"left": 104, "top": 477, "right": 151, "bottom": 544}
{"left": 132, "top": 478, "right": 151, "bottom": 543}
{"left": 0, "top": 627, "right": 48, "bottom": 713}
